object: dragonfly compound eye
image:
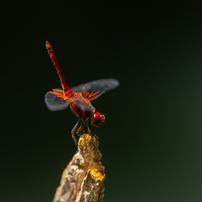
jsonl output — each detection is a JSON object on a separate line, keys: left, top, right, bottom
{"left": 91, "top": 111, "right": 105, "bottom": 127}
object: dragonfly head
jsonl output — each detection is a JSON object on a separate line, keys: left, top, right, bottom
{"left": 91, "top": 111, "right": 105, "bottom": 127}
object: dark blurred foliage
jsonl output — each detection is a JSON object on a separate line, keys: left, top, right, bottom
{"left": 1, "top": 1, "right": 202, "bottom": 202}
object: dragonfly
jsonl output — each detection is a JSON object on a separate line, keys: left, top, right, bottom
{"left": 45, "top": 41, "right": 119, "bottom": 146}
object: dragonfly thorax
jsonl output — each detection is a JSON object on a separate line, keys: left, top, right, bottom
{"left": 70, "top": 98, "right": 95, "bottom": 120}
{"left": 69, "top": 97, "right": 105, "bottom": 127}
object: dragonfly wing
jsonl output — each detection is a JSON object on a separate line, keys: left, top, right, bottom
{"left": 45, "top": 91, "right": 70, "bottom": 111}
{"left": 71, "top": 84, "right": 86, "bottom": 93}
{"left": 71, "top": 78, "right": 119, "bottom": 97}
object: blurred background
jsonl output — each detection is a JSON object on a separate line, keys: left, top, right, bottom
{"left": 1, "top": 1, "right": 202, "bottom": 202}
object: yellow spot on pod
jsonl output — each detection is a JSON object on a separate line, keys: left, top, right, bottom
{"left": 80, "top": 134, "right": 92, "bottom": 146}
{"left": 90, "top": 169, "right": 104, "bottom": 181}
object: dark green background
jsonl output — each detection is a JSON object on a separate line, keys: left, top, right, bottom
{"left": 1, "top": 1, "right": 202, "bottom": 202}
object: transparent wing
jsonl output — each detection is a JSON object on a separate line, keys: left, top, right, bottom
{"left": 45, "top": 78, "right": 119, "bottom": 111}
{"left": 71, "top": 78, "right": 119, "bottom": 98}
{"left": 45, "top": 91, "right": 70, "bottom": 111}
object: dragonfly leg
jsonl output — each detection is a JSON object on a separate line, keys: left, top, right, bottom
{"left": 71, "top": 119, "right": 82, "bottom": 147}
{"left": 77, "top": 120, "right": 85, "bottom": 136}
{"left": 87, "top": 121, "right": 99, "bottom": 141}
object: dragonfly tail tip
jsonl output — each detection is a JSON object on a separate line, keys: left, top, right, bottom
{"left": 46, "top": 41, "right": 50, "bottom": 48}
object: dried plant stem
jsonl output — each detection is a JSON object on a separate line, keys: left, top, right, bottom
{"left": 53, "top": 134, "right": 106, "bottom": 202}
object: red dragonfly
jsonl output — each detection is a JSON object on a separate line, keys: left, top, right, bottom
{"left": 45, "top": 41, "right": 119, "bottom": 146}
